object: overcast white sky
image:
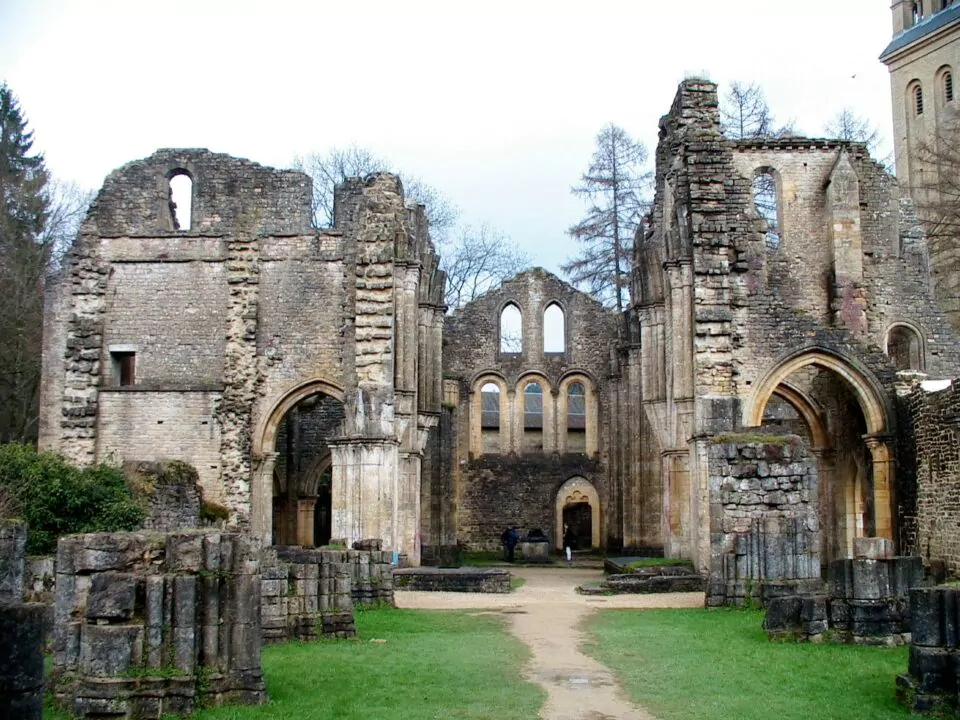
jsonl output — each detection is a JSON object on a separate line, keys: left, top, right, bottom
{"left": 1, "top": 0, "right": 896, "bottom": 273}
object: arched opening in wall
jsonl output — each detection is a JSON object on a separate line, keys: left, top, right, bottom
{"left": 543, "top": 303, "right": 565, "bottom": 353}
{"left": 500, "top": 303, "right": 523, "bottom": 354}
{"left": 745, "top": 351, "right": 894, "bottom": 563}
{"left": 168, "top": 171, "right": 193, "bottom": 231}
{"left": 480, "top": 382, "right": 502, "bottom": 454}
{"left": 271, "top": 391, "right": 345, "bottom": 546}
{"left": 943, "top": 68, "right": 955, "bottom": 104}
{"left": 567, "top": 382, "right": 586, "bottom": 453}
{"left": 555, "top": 477, "right": 600, "bottom": 550}
{"left": 523, "top": 381, "right": 543, "bottom": 452}
{"left": 885, "top": 324, "right": 925, "bottom": 371}
{"left": 752, "top": 168, "right": 780, "bottom": 250}
{"left": 914, "top": 84, "right": 925, "bottom": 116}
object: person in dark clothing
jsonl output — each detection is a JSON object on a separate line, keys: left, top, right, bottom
{"left": 563, "top": 524, "right": 577, "bottom": 566}
{"left": 502, "top": 526, "right": 519, "bottom": 562}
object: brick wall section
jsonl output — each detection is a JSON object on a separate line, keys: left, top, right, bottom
{"left": 455, "top": 455, "right": 605, "bottom": 550}
{"left": 903, "top": 381, "right": 960, "bottom": 573}
{"left": 707, "top": 439, "right": 822, "bottom": 607}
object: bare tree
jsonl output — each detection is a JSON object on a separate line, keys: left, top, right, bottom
{"left": 441, "top": 224, "right": 531, "bottom": 310}
{"left": 823, "top": 108, "right": 883, "bottom": 155}
{"left": 291, "top": 146, "right": 458, "bottom": 239}
{"left": 563, "top": 124, "right": 651, "bottom": 313}
{"left": 720, "top": 81, "right": 795, "bottom": 139}
{"left": 43, "top": 178, "right": 94, "bottom": 267}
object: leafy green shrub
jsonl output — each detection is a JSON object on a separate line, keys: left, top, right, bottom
{"left": 199, "top": 499, "right": 230, "bottom": 523}
{"left": 0, "top": 444, "right": 145, "bottom": 554}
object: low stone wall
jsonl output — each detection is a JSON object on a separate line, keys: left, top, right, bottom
{"left": 707, "top": 438, "right": 822, "bottom": 607}
{"left": 52, "top": 531, "right": 266, "bottom": 719}
{"left": 260, "top": 546, "right": 394, "bottom": 644}
{"left": 24, "top": 555, "right": 55, "bottom": 603}
{"left": 519, "top": 541, "right": 551, "bottom": 563}
{"left": 763, "top": 555, "right": 923, "bottom": 645}
{"left": 127, "top": 461, "right": 204, "bottom": 532}
{"left": 0, "top": 519, "right": 46, "bottom": 720}
{"left": 393, "top": 567, "right": 511, "bottom": 593}
{"left": 897, "top": 586, "right": 960, "bottom": 714}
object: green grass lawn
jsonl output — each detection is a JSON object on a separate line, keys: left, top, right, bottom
{"left": 585, "top": 608, "right": 911, "bottom": 720}
{"left": 45, "top": 609, "right": 543, "bottom": 720}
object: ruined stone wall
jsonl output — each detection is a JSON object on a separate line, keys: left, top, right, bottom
{"left": 52, "top": 531, "right": 266, "bottom": 718}
{"left": 707, "top": 439, "right": 822, "bottom": 607}
{"left": 635, "top": 79, "right": 960, "bottom": 567}
{"left": 40, "top": 151, "right": 442, "bottom": 563}
{"left": 455, "top": 455, "right": 606, "bottom": 550}
{"left": 902, "top": 380, "right": 960, "bottom": 574}
{"left": 259, "top": 546, "right": 393, "bottom": 644}
{"left": 443, "top": 268, "right": 618, "bottom": 549}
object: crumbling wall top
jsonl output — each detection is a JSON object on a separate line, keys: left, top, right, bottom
{"left": 81, "top": 148, "right": 313, "bottom": 238}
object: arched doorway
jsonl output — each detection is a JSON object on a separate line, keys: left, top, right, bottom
{"left": 555, "top": 477, "right": 601, "bottom": 550}
{"left": 270, "top": 391, "right": 344, "bottom": 547}
{"left": 745, "top": 349, "right": 894, "bottom": 559}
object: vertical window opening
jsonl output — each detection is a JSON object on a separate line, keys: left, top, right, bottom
{"left": 500, "top": 303, "right": 522, "bottom": 354}
{"left": 111, "top": 352, "right": 136, "bottom": 387}
{"left": 543, "top": 303, "right": 565, "bottom": 353}
{"left": 524, "top": 382, "right": 543, "bottom": 428}
{"left": 945, "top": 72, "right": 954, "bottom": 103}
{"left": 886, "top": 326, "right": 923, "bottom": 371}
{"left": 169, "top": 172, "right": 193, "bottom": 231}
{"left": 567, "top": 382, "right": 586, "bottom": 453}
{"left": 915, "top": 85, "right": 925, "bottom": 116}
{"left": 480, "top": 382, "right": 501, "bottom": 455}
{"left": 752, "top": 169, "right": 780, "bottom": 251}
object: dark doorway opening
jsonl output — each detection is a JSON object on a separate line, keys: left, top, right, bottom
{"left": 563, "top": 502, "right": 592, "bottom": 550}
{"left": 313, "top": 466, "right": 332, "bottom": 546}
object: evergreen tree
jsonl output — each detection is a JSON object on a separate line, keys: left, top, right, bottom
{"left": 0, "top": 84, "right": 50, "bottom": 443}
{"left": 563, "top": 124, "right": 651, "bottom": 313}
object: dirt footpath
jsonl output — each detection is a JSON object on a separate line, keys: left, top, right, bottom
{"left": 395, "top": 566, "right": 704, "bottom": 720}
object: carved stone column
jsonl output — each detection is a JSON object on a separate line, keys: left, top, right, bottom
{"left": 865, "top": 435, "right": 895, "bottom": 545}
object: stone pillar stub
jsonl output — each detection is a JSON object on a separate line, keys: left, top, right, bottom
{"left": 0, "top": 519, "right": 27, "bottom": 605}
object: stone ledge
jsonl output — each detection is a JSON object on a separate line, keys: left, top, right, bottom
{"left": 392, "top": 567, "right": 511, "bottom": 593}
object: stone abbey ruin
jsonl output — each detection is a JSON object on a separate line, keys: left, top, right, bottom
{"left": 34, "top": 79, "right": 960, "bottom": 601}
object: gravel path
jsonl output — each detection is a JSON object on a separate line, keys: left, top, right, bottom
{"left": 395, "top": 566, "right": 704, "bottom": 720}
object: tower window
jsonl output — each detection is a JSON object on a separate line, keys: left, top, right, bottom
{"left": 915, "top": 85, "right": 925, "bottom": 116}
{"left": 946, "top": 72, "right": 954, "bottom": 103}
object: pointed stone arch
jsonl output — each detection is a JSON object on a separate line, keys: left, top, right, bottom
{"left": 250, "top": 378, "right": 345, "bottom": 544}
{"left": 555, "top": 476, "right": 600, "bottom": 550}
{"left": 743, "top": 349, "right": 897, "bottom": 546}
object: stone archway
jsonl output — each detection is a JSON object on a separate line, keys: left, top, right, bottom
{"left": 251, "top": 379, "right": 345, "bottom": 545}
{"left": 555, "top": 477, "right": 600, "bottom": 550}
{"left": 743, "top": 349, "right": 896, "bottom": 550}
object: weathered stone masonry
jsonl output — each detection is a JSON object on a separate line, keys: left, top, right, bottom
{"left": 40, "top": 151, "right": 444, "bottom": 565}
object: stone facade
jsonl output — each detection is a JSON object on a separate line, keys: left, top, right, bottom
{"left": 36, "top": 80, "right": 960, "bottom": 604}
{"left": 621, "top": 78, "right": 960, "bottom": 579}
{"left": 39, "top": 150, "right": 445, "bottom": 565}
{"left": 51, "top": 531, "right": 266, "bottom": 719}
{"left": 441, "top": 269, "right": 617, "bottom": 554}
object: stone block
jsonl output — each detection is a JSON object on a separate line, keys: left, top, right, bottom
{"left": 911, "top": 587, "right": 946, "bottom": 647}
{"left": 86, "top": 572, "right": 138, "bottom": 621}
{"left": 0, "top": 519, "right": 27, "bottom": 605}
{"left": 80, "top": 624, "right": 144, "bottom": 677}
{"left": 853, "top": 537, "right": 893, "bottom": 560}
{"left": 908, "top": 645, "right": 953, "bottom": 693}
